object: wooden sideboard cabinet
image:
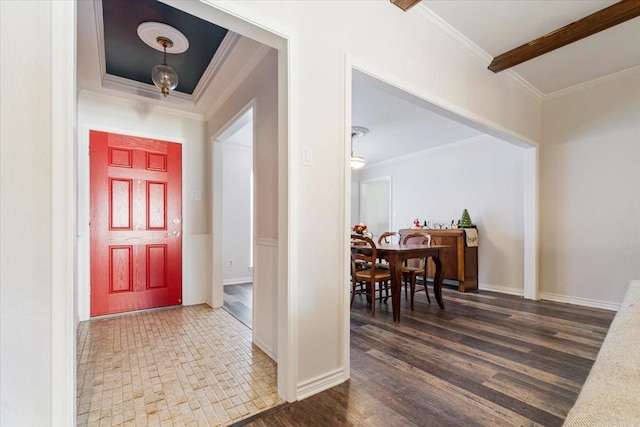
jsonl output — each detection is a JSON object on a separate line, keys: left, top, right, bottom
{"left": 398, "top": 228, "right": 478, "bottom": 292}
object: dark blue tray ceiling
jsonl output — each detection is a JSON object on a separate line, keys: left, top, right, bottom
{"left": 102, "top": 0, "right": 228, "bottom": 95}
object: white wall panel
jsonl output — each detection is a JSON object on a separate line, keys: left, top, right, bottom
{"left": 541, "top": 72, "right": 640, "bottom": 306}
{"left": 183, "top": 234, "right": 212, "bottom": 305}
{"left": 253, "top": 238, "right": 278, "bottom": 360}
{"left": 1, "top": 2, "right": 54, "bottom": 424}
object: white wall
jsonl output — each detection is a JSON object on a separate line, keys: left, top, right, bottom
{"left": 76, "top": 92, "right": 210, "bottom": 318}
{"left": 1, "top": 2, "right": 54, "bottom": 424}
{"left": 222, "top": 143, "right": 253, "bottom": 284}
{"left": 359, "top": 136, "right": 526, "bottom": 293}
{"left": 541, "top": 72, "right": 640, "bottom": 308}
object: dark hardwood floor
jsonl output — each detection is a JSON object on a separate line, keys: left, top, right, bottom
{"left": 234, "top": 285, "right": 615, "bottom": 426}
{"left": 223, "top": 283, "right": 253, "bottom": 328}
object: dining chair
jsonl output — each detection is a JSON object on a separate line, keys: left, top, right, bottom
{"left": 377, "top": 231, "right": 399, "bottom": 245}
{"left": 351, "top": 234, "right": 391, "bottom": 317}
{"left": 402, "top": 232, "right": 432, "bottom": 309}
{"left": 376, "top": 232, "right": 399, "bottom": 271}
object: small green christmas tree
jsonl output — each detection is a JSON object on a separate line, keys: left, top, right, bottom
{"left": 460, "top": 209, "right": 474, "bottom": 228}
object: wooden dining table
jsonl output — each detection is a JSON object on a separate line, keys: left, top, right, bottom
{"left": 376, "top": 243, "right": 447, "bottom": 322}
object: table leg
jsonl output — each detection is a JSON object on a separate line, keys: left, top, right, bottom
{"left": 432, "top": 255, "right": 445, "bottom": 309}
{"left": 389, "top": 254, "right": 402, "bottom": 322}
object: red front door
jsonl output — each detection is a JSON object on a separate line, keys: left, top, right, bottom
{"left": 90, "top": 130, "right": 182, "bottom": 316}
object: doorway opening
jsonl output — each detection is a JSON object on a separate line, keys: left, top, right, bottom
{"left": 349, "top": 66, "right": 538, "bottom": 304}
{"left": 217, "top": 107, "right": 255, "bottom": 329}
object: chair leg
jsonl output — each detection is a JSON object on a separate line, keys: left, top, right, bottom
{"left": 370, "top": 280, "right": 376, "bottom": 318}
{"left": 404, "top": 276, "right": 408, "bottom": 299}
{"left": 410, "top": 274, "right": 417, "bottom": 310}
{"left": 351, "top": 277, "right": 357, "bottom": 308}
{"left": 384, "top": 280, "right": 389, "bottom": 303}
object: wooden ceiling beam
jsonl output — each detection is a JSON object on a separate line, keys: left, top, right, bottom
{"left": 489, "top": 0, "right": 640, "bottom": 73}
{"left": 391, "top": 0, "right": 422, "bottom": 12}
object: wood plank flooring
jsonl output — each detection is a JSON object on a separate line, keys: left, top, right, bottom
{"left": 224, "top": 283, "right": 253, "bottom": 328}
{"left": 235, "top": 285, "right": 615, "bottom": 426}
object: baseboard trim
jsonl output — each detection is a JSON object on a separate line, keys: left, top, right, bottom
{"left": 223, "top": 277, "right": 253, "bottom": 286}
{"left": 478, "top": 283, "right": 524, "bottom": 296}
{"left": 540, "top": 292, "right": 619, "bottom": 311}
{"left": 253, "top": 337, "right": 276, "bottom": 362}
{"left": 296, "top": 368, "right": 346, "bottom": 400}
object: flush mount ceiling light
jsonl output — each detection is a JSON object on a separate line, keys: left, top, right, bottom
{"left": 351, "top": 126, "right": 369, "bottom": 170}
{"left": 137, "top": 22, "right": 189, "bottom": 97}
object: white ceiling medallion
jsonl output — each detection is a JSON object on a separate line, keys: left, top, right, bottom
{"left": 137, "top": 22, "right": 189, "bottom": 54}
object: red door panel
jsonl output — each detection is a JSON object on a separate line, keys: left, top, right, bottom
{"left": 90, "top": 130, "right": 182, "bottom": 316}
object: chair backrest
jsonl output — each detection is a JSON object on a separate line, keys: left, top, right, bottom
{"left": 351, "top": 234, "right": 377, "bottom": 265}
{"left": 402, "top": 232, "right": 431, "bottom": 247}
{"left": 377, "top": 231, "right": 399, "bottom": 245}
{"left": 402, "top": 232, "right": 430, "bottom": 268}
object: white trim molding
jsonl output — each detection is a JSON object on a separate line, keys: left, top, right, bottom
{"left": 51, "top": 1, "right": 77, "bottom": 424}
{"left": 544, "top": 65, "right": 640, "bottom": 100}
{"left": 296, "top": 368, "right": 346, "bottom": 400}
{"left": 478, "top": 283, "right": 524, "bottom": 297}
{"left": 412, "top": 4, "right": 544, "bottom": 100}
{"left": 78, "top": 90, "right": 205, "bottom": 121}
{"left": 540, "top": 293, "right": 619, "bottom": 312}
{"left": 223, "top": 277, "right": 253, "bottom": 286}
{"left": 192, "top": 32, "right": 241, "bottom": 104}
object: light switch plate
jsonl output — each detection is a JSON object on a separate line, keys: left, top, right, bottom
{"left": 302, "top": 146, "right": 312, "bottom": 166}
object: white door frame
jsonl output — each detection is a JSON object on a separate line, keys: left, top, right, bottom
{"left": 210, "top": 100, "right": 256, "bottom": 310}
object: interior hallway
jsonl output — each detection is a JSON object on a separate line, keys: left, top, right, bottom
{"left": 76, "top": 304, "right": 282, "bottom": 426}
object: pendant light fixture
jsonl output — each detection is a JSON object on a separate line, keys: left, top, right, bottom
{"left": 137, "top": 22, "right": 189, "bottom": 98}
{"left": 151, "top": 37, "right": 179, "bottom": 97}
{"left": 351, "top": 126, "right": 369, "bottom": 169}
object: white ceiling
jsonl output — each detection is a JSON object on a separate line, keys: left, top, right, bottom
{"left": 422, "top": 0, "right": 640, "bottom": 96}
{"left": 352, "top": 71, "right": 484, "bottom": 165}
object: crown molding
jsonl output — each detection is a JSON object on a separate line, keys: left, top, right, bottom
{"left": 101, "top": 73, "right": 194, "bottom": 104}
{"left": 95, "top": 0, "right": 244, "bottom": 109}
{"left": 543, "top": 65, "right": 640, "bottom": 101}
{"left": 95, "top": 0, "right": 195, "bottom": 105}
{"left": 205, "top": 45, "right": 272, "bottom": 120}
{"left": 412, "top": 4, "right": 543, "bottom": 101}
{"left": 192, "top": 32, "right": 241, "bottom": 105}
{"left": 95, "top": 0, "right": 106, "bottom": 82}
{"left": 78, "top": 90, "right": 205, "bottom": 121}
